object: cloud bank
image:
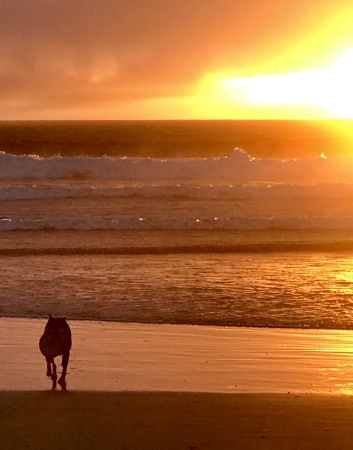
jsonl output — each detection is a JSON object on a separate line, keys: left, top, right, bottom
{"left": 0, "top": 0, "right": 350, "bottom": 117}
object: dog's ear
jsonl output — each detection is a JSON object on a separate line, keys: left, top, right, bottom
{"left": 49, "top": 314, "right": 53, "bottom": 319}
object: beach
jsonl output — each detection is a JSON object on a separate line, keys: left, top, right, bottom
{"left": 2, "top": 318, "right": 353, "bottom": 449}
{"left": 3, "top": 121, "right": 353, "bottom": 449}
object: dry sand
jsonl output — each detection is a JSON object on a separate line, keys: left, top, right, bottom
{"left": 2, "top": 317, "right": 353, "bottom": 449}
{"left": 3, "top": 391, "right": 353, "bottom": 450}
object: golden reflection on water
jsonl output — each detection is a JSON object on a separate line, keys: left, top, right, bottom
{"left": 334, "top": 267, "right": 353, "bottom": 296}
{"left": 337, "top": 272, "right": 353, "bottom": 282}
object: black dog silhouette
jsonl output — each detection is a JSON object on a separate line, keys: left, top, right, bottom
{"left": 39, "top": 315, "right": 72, "bottom": 390}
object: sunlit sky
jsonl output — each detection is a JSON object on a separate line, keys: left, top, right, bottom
{"left": 1, "top": 0, "right": 353, "bottom": 119}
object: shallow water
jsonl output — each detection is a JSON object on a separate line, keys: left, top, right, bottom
{"left": 2, "top": 250, "right": 353, "bottom": 330}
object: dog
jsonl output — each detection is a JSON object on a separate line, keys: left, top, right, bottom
{"left": 39, "top": 315, "right": 72, "bottom": 390}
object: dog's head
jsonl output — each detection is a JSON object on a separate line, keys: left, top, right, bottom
{"left": 45, "top": 314, "right": 69, "bottom": 334}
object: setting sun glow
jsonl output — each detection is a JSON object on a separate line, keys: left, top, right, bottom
{"left": 1, "top": 1, "right": 353, "bottom": 119}
{"left": 201, "top": 49, "right": 353, "bottom": 119}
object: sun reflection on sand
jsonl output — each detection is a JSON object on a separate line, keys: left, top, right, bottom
{"left": 310, "top": 333, "right": 353, "bottom": 395}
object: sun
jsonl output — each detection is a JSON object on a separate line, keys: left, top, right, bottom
{"left": 200, "top": 49, "right": 353, "bottom": 119}
{"left": 322, "top": 49, "right": 353, "bottom": 118}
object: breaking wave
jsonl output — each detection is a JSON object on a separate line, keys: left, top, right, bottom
{"left": 3, "top": 149, "right": 353, "bottom": 233}
{"left": 1, "top": 149, "right": 353, "bottom": 183}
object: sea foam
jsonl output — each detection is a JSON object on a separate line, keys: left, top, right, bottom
{"left": 1, "top": 149, "right": 353, "bottom": 183}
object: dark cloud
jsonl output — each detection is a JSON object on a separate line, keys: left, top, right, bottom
{"left": 0, "top": 0, "right": 350, "bottom": 113}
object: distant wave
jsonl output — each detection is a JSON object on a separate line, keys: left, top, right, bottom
{"left": 2, "top": 149, "right": 353, "bottom": 183}
{"left": 3, "top": 149, "right": 353, "bottom": 233}
{"left": 2, "top": 241, "right": 353, "bottom": 256}
{"left": 2, "top": 215, "right": 353, "bottom": 232}
{"left": 3, "top": 182, "right": 353, "bottom": 201}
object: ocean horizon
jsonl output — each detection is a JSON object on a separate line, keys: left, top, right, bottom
{"left": 1, "top": 119, "right": 353, "bottom": 158}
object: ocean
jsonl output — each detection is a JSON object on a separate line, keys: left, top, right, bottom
{"left": 2, "top": 120, "right": 353, "bottom": 330}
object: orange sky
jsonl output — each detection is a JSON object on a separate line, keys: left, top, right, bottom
{"left": 1, "top": 0, "right": 353, "bottom": 119}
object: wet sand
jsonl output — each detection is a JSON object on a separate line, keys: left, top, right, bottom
{"left": 2, "top": 317, "right": 353, "bottom": 393}
{"left": 2, "top": 318, "right": 353, "bottom": 449}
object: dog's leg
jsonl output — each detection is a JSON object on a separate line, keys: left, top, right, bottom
{"left": 58, "top": 351, "right": 70, "bottom": 390}
{"left": 51, "top": 360, "right": 57, "bottom": 390}
{"left": 45, "top": 356, "right": 52, "bottom": 377}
